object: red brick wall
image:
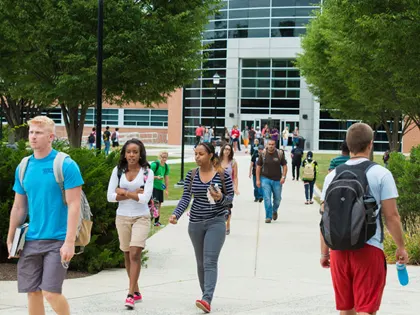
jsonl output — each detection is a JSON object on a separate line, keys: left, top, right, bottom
{"left": 403, "top": 122, "right": 420, "bottom": 153}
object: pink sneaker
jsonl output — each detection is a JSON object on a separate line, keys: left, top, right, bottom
{"left": 125, "top": 296, "right": 135, "bottom": 309}
{"left": 134, "top": 292, "right": 143, "bottom": 303}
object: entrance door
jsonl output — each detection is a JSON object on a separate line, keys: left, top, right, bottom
{"left": 261, "top": 118, "right": 281, "bottom": 130}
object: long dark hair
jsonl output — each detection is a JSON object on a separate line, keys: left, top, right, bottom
{"left": 197, "top": 142, "right": 223, "bottom": 173}
{"left": 118, "top": 139, "right": 149, "bottom": 173}
{"left": 220, "top": 143, "right": 234, "bottom": 161}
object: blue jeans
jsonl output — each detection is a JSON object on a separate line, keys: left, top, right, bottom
{"left": 304, "top": 181, "right": 315, "bottom": 200}
{"left": 104, "top": 141, "right": 110, "bottom": 155}
{"left": 252, "top": 175, "right": 263, "bottom": 200}
{"left": 261, "top": 177, "right": 282, "bottom": 219}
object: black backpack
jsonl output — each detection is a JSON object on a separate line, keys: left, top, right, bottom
{"left": 320, "top": 160, "right": 382, "bottom": 250}
{"left": 88, "top": 134, "right": 95, "bottom": 144}
{"left": 152, "top": 161, "right": 168, "bottom": 176}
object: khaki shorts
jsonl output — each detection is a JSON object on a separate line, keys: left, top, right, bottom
{"left": 116, "top": 215, "right": 150, "bottom": 251}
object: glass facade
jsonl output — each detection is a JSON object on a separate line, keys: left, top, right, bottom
{"left": 318, "top": 110, "right": 401, "bottom": 152}
{"left": 183, "top": 0, "right": 320, "bottom": 144}
{"left": 84, "top": 108, "right": 119, "bottom": 126}
{"left": 124, "top": 109, "right": 168, "bottom": 127}
{"left": 240, "top": 59, "right": 300, "bottom": 115}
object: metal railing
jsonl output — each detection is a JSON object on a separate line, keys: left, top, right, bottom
{"left": 81, "top": 131, "right": 167, "bottom": 147}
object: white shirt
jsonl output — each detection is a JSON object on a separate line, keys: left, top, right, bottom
{"left": 321, "top": 158, "right": 398, "bottom": 250}
{"left": 107, "top": 166, "right": 154, "bottom": 217}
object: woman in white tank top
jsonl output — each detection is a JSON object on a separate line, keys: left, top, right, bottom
{"left": 219, "top": 143, "right": 239, "bottom": 235}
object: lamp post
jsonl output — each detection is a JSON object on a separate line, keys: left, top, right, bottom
{"left": 212, "top": 73, "right": 220, "bottom": 139}
{"left": 176, "top": 88, "right": 187, "bottom": 186}
{"left": 95, "top": 0, "right": 104, "bottom": 154}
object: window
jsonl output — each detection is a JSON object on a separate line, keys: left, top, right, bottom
{"left": 82, "top": 108, "right": 118, "bottom": 126}
{"left": 123, "top": 109, "right": 168, "bottom": 127}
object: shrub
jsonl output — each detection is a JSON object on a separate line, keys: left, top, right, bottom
{"left": 387, "top": 146, "right": 420, "bottom": 231}
{"left": 0, "top": 144, "right": 147, "bottom": 273}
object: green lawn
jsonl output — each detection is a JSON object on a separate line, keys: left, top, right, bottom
{"left": 148, "top": 205, "right": 176, "bottom": 237}
{"left": 166, "top": 162, "right": 197, "bottom": 200}
{"left": 314, "top": 153, "right": 384, "bottom": 191}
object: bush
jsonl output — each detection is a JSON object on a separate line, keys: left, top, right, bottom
{"left": 388, "top": 146, "right": 420, "bottom": 231}
{"left": 0, "top": 144, "right": 147, "bottom": 273}
{"left": 384, "top": 145, "right": 420, "bottom": 264}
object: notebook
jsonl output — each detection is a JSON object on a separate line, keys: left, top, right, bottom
{"left": 9, "top": 223, "right": 29, "bottom": 258}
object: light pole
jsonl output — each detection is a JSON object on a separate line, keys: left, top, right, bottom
{"left": 95, "top": 0, "right": 104, "bottom": 154}
{"left": 176, "top": 88, "right": 186, "bottom": 186}
{"left": 212, "top": 73, "right": 220, "bottom": 139}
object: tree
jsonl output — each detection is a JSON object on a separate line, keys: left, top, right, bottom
{"left": 0, "top": 0, "right": 217, "bottom": 147}
{"left": 296, "top": 0, "right": 420, "bottom": 151}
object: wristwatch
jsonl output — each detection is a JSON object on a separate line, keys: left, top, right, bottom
{"left": 282, "top": 176, "right": 286, "bottom": 179}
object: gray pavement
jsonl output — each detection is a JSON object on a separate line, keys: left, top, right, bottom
{"left": 1, "top": 151, "right": 419, "bottom": 314}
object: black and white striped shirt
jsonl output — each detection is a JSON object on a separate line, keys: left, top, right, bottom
{"left": 173, "top": 169, "right": 234, "bottom": 223}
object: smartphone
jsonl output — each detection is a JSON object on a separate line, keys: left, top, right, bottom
{"left": 210, "top": 184, "right": 219, "bottom": 193}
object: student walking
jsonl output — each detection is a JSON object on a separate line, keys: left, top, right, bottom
{"left": 328, "top": 140, "right": 350, "bottom": 172}
{"left": 107, "top": 139, "right": 154, "bottom": 309}
{"left": 320, "top": 123, "right": 408, "bottom": 315}
{"left": 231, "top": 125, "right": 241, "bottom": 152}
{"left": 270, "top": 126, "right": 280, "bottom": 149}
{"left": 7, "top": 116, "right": 84, "bottom": 315}
{"left": 195, "top": 124, "right": 204, "bottom": 147}
{"left": 291, "top": 146, "right": 304, "bottom": 180}
{"left": 169, "top": 143, "right": 234, "bottom": 314}
{"left": 111, "top": 128, "right": 120, "bottom": 148}
{"left": 281, "top": 126, "right": 289, "bottom": 150}
{"left": 301, "top": 151, "right": 318, "bottom": 204}
{"left": 103, "top": 126, "right": 111, "bottom": 156}
{"left": 256, "top": 139, "right": 288, "bottom": 223}
{"left": 243, "top": 126, "right": 250, "bottom": 152}
{"left": 250, "top": 138, "right": 260, "bottom": 156}
{"left": 150, "top": 151, "right": 170, "bottom": 227}
{"left": 219, "top": 143, "right": 239, "bottom": 235}
{"left": 292, "top": 127, "right": 299, "bottom": 149}
{"left": 250, "top": 145, "right": 264, "bottom": 202}
{"left": 88, "top": 127, "right": 96, "bottom": 149}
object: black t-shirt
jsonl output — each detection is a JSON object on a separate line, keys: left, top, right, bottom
{"left": 291, "top": 148, "right": 303, "bottom": 164}
{"left": 251, "top": 151, "right": 259, "bottom": 176}
{"left": 103, "top": 130, "right": 111, "bottom": 141}
{"left": 249, "top": 130, "right": 256, "bottom": 140}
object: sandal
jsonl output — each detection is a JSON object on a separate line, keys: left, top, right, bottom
{"left": 226, "top": 229, "right": 230, "bottom": 235}
{"left": 310, "top": 200, "right": 314, "bottom": 204}
{"left": 305, "top": 201, "right": 309, "bottom": 205}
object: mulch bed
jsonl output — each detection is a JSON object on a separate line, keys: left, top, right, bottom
{"left": 0, "top": 263, "right": 91, "bottom": 281}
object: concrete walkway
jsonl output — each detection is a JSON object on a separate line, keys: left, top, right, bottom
{"left": 1, "top": 152, "right": 419, "bottom": 314}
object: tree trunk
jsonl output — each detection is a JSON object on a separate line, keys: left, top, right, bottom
{"left": 60, "top": 104, "right": 88, "bottom": 148}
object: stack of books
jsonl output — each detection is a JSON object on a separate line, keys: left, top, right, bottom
{"left": 9, "top": 223, "right": 29, "bottom": 258}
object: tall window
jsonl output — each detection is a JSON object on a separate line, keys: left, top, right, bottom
{"left": 240, "top": 59, "right": 301, "bottom": 115}
{"left": 83, "top": 108, "right": 119, "bottom": 126}
{"left": 123, "top": 109, "right": 168, "bottom": 127}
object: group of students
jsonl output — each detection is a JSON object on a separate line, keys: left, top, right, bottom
{"left": 6, "top": 116, "right": 409, "bottom": 315}
{"left": 87, "top": 126, "right": 120, "bottom": 155}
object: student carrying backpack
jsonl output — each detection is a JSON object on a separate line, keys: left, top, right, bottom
{"left": 19, "top": 152, "right": 92, "bottom": 254}
{"left": 320, "top": 160, "right": 380, "bottom": 250}
{"left": 301, "top": 151, "right": 317, "bottom": 204}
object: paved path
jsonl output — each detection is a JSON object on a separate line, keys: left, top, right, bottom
{"left": 1, "top": 152, "right": 419, "bottom": 314}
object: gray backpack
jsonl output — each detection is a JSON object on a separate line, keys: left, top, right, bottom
{"left": 19, "top": 152, "right": 92, "bottom": 254}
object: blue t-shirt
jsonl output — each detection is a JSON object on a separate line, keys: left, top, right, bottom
{"left": 13, "top": 150, "right": 84, "bottom": 241}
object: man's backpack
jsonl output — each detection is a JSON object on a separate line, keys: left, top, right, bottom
{"left": 151, "top": 161, "right": 168, "bottom": 176}
{"left": 261, "top": 148, "right": 284, "bottom": 173}
{"left": 302, "top": 160, "right": 315, "bottom": 181}
{"left": 320, "top": 160, "right": 381, "bottom": 251}
{"left": 88, "top": 134, "right": 95, "bottom": 144}
{"left": 111, "top": 132, "right": 117, "bottom": 141}
{"left": 19, "top": 152, "right": 93, "bottom": 254}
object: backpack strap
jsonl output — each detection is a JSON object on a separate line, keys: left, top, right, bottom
{"left": 53, "top": 152, "right": 69, "bottom": 205}
{"left": 18, "top": 156, "right": 31, "bottom": 191}
{"left": 188, "top": 168, "right": 199, "bottom": 193}
{"left": 152, "top": 161, "right": 159, "bottom": 173}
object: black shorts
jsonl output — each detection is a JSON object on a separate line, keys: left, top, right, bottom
{"left": 153, "top": 188, "right": 164, "bottom": 203}
{"left": 112, "top": 141, "right": 119, "bottom": 147}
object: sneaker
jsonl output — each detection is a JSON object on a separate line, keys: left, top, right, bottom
{"left": 265, "top": 218, "right": 272, "bottom": 223}
{"left": 226, "top": 229, "right": 230, "bottom": 235}
{"left": 154, "top": 222, "right": 165, "bottom": 227}
{"left": 254, "top": 199, "right": 258, "bottom": 202}
{"left": 273, "top": 211, "right": 278, "bottom": 221}
{"left": 125, "top": 296, "right": 135, "bottom": 309}
{"left": 195, "top": 300, "right": 211, "bottom": 313}
{"left": 134, "top": 292, "right": 142, "bottom": 303}
{"left": 259, "top": 198, "right": 263, "bottom": 203}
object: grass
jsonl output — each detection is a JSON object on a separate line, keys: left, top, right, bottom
{"left": 148, "top": 205, "right": 176, "bottom": 237}
{"left": 313, "top": 153, "right": 384, "bottom": 191}
{"left": 165, "top": 162, "right": 197, "bottom": 200}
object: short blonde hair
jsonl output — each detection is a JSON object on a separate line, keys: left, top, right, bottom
{"left": 159, "top": 151, "right": 169, "bottom": 159}
{"left": 28, "top": 115, "right": 56, "bottom": 134}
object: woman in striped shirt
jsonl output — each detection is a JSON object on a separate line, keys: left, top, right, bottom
{"left": 169, "top": 142, "right": 234, "bottom": 313}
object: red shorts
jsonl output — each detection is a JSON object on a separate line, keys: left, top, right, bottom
{"left": 330, "top": 244, "right": 387, "bottom": 313}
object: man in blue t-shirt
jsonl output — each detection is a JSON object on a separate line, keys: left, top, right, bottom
{"left": 6, "top": 116, "right": 84, "bottom": 315}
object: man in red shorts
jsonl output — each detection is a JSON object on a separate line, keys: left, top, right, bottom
{"left": 319, "top": 123, "right": 408, "bottom": 315}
